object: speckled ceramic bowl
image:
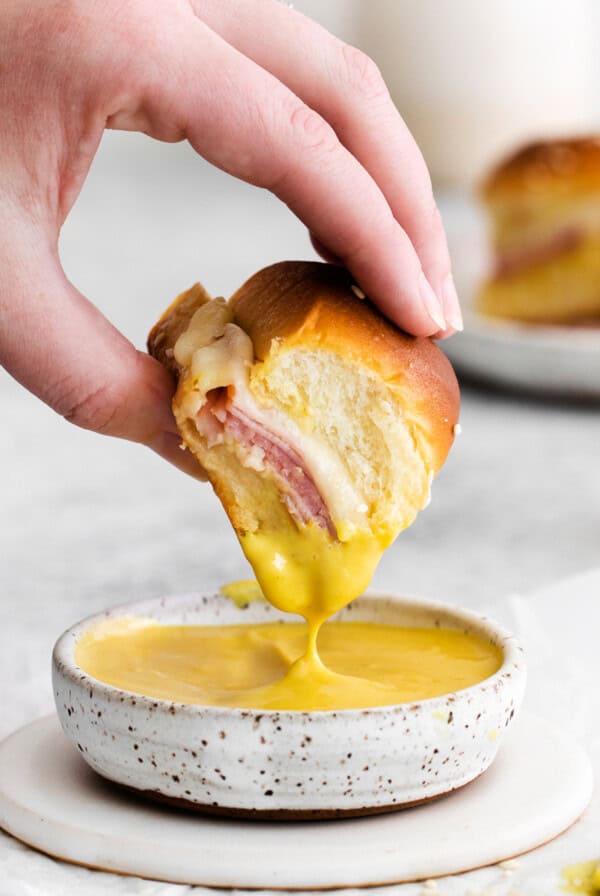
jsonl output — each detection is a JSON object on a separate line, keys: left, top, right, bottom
{"left": 52, "top": 592, "right": 525, "bottom": 820}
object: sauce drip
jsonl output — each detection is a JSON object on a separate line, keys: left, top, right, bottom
{"left": 75, "top": 617, "right": 502, "bottom": 712}
{"left": 239, "top": 525, "right": 390, "bottom": 627}
{"left": 562, "top": 860, "right": 600, "bottom": 894}
{"left": 236, "top": 523, "right": 395, "bottom": 702}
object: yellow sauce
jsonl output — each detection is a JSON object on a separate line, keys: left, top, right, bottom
{"left": 75, "top": 617, "right": 502, "bottom": 712}
{"left": 240, "top": 525, "right": 391, "bottom": 627}
{"left": 239, "top": 523, "right": 394, "bottom": 678}
{"left": 219, "top": 579, "right": 265, "bottom": 608}
{"left": 77, "top": 519, "right": 501, "bottom": 710}
{"left": 227, "top": 521, "right": 453, "bottom": 707}
{"left": 562, "top": 860, "right": 600, "bottom": 894}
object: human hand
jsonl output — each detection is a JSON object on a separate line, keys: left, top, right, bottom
{"left": 0, "top": 0, "right": 462, "bottom": 475}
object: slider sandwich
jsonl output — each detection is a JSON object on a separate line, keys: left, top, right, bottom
{"left": 149, "top": 262, "right": 459, "bottom": 620}
{"left": 478, "top": 136, "right": 600, "bottom": 324}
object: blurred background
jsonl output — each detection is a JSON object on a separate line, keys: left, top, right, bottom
{"left": 2, "top": 1, "right": 600, "bottom": 738}
{"left": 304, "top": 0, "right": 600, "bottom": 184}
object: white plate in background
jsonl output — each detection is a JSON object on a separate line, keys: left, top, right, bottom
{"left": 439, "top": 193, "right": 600, "bottom": 400}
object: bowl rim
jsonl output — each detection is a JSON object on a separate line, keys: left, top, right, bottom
{"left": 52, "top": 591, "right": 525, "bottom": 720}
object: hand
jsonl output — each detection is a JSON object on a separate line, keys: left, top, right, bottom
{"left": 0, "top": 0, "right": 462, "bottom": 476}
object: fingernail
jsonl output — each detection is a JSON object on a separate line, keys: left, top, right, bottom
{"left": 418, "top": 272, "right": 446, "bottom": 331}
{"left": 442, "top": 273, "right": 463, "bottom": 332}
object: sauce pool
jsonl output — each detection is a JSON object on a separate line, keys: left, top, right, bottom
{"left": 75, "top": 616, "right": 502, "bottom": 712}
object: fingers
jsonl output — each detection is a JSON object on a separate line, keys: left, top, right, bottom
{"left": 188, "top": 0, "right": 462, "bottom": 335}
{"left": 114, "top": 13, "right": 445, "bottom": 335}
{"left": 0, "top": 222, "right": 204, "bottom": 479}
{"left": 147, "top": 432, "right": 208, "bottom": 481}
{"left": 309, "top": 234, "right": 343, "bottom": 266}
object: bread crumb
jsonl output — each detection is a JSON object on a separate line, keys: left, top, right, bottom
{"left": 351, "top": 284, "right": 366, "bottom": 300}
{"left": 453, "top": 423, "right": 462, "bottom": 435}
{"left": 178, "top": 442, "right": 187, "bottom": 451}
{"left": 499, "top": 859, "right": 520, "bottom": 872}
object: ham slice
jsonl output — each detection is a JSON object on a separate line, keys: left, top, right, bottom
{"left": 196, "top": 390, "right": 335, "bottom": 535}
{"left": 494, "top": 226, "right": 583, "bottom": 278}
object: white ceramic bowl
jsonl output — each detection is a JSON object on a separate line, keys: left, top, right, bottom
{"left": 52, "top": 592, "right": 526, "bottom": 820}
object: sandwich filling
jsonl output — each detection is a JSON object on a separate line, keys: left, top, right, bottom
{"left": 491, "top": 199, "right": 600, "bottom": 279}
{"left": 493, "top": 225, "right": 583, "bottom": 278}
{"left": 174, "top": 296, "right": 370, "bottom": 539}
{"left": 196, "top": 391, "right": 335, "bottom": 535}
{"left": 480, "top": 165, "right": 600, "bottom": 320}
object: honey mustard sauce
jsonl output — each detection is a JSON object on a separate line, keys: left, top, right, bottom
{"left": 562, "top": 860, "right": 600, "bottom": 895}
{"left": 234, "top": 521, "right": 396, "bottom": 704}
{"left": 75, "top": 613, "right": 501, "bottom": 712}
{"left": 76, "top": 501, "right": 501, "bottom": 710}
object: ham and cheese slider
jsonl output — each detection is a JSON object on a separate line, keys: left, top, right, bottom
{"left": 478, "top": 136, "right": 600, "bottom": 324}
{"left": 148, "top": 262, "right": 459, "bottom": 621}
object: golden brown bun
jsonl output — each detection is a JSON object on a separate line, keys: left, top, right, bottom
{"left": 148, "top": 262, "right": 459, "bottom": 538}
{"left": 481, "top": 136, "right": 600, "bottom": 202}
{"left": 477, "top": 137, "right": 600, "bottom": 323}
{"left": 230, "top": 262, "right": 459, "bottom": 474}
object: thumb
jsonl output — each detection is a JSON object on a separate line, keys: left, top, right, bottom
{"left": 0, "top": 221, "right": 203, "bottom": 479}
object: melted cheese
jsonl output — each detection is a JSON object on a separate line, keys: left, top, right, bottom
{"left": 75, "top": 617, "right": 502, "bottom": 712}
{"left": 174, "top": 299, "right": 253, "bottom": 420}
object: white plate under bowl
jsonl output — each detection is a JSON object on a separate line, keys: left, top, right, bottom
{"left": 440, "top": 192, "right": 600, "bottom": 400}
{"left": 0, "top": 713, "right": 592, "bottom": 889}
{"left": 52, "top": 592, "right": 525, "bottom": 819}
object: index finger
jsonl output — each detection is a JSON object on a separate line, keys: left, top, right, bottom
{"left": 190, "top": 0, "right": 462, "bottom": 335}
{"left": 113, "top": 14, "right": 446, "bottom": 336}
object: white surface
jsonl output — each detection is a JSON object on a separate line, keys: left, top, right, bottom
{"left": 2, "top": 132, "right": 600, "bottom": 893}
{"left": 441, "top": 193, "right": 600, "bottom": 398}
{"left": 0, "top": 713, "right": 591, "bottom": 890}
{"left": 52, "top": 593, "right": 525, "bottom": 815}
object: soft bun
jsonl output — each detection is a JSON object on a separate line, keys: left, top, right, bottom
{"left": 481, "top": 136, "right": 600, "bottom": 203}
{"left": 149, "top": 261, "right": 459, "bottom": 544}
{"left": 229, "top": 262, "right": 458, "bottom": 476}
{"left": 477, "top": 137, "right": 600, "bottom": 323}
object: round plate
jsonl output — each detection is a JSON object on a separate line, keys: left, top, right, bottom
{"left": 440, "top": 193, "right": 600, "bottom": 400}
{"left": 0, "top": 714, "right": 592, "bottom": 890}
